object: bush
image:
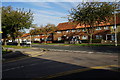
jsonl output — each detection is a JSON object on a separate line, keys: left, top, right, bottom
{"left": 53, "top": 40, "right": 64, "bottom": 43}
{"left": 81, "top": 40, "right": 89, "bottom": 43}
{"left": 81, "top": 39, "right": 102, "bottom": 43}
{"left": 92, "top": 39, "right": 102, "bottom": 43}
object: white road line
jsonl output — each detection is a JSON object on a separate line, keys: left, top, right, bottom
{"left": 88, "top": 52, "right": 94, "bottom": 54}
{"left": 3, "top": 66, "right": 24, "bottom": 72}
{"left": 3, "top": 60, "right": 54, "bottom": 72}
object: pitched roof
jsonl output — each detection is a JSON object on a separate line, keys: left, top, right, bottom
{"left": 94, "top": 30, "right": 110, "bottom": 35}
{"left": 57, "top": 15, "right": 120, "bottom": 30}
{"left": 21, "top": 33, "right": 30, "bottom": 37}
{"left": 34, "top": 36, "right": 46, "bottom": 39}
{"left": 57, "top": 22, "right": 78, "bottom": 30}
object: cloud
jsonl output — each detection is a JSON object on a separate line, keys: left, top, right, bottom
{"left": 33, "top": 13, "right": 67, "bottom": 26}
{"left": 2, "top": 0, "right": 81, "bottom": 2}
{"left": 32, "top": 9, "right": 67, "bottom": 17}
{"left": 27, "top": 2, "right": 52, "bottom": 9}
{"left": 32, "top": 9, "right": 68, "bottom": 26}
{"left": 3, "top": 0, "right": 119, "bottom": 2}
{"left": 53, "top": 2, "right": 72, "bottom": 10}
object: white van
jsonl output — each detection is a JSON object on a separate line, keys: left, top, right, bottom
{"left": 22, "top": 40, "right": 31, "bottom": 45}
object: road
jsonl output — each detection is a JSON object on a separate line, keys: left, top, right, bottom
{"left": 32, "top": 44, "right": 120, "bottom": 54}
{"left": 2, "top": 50, "right": 119, "bottom": 79}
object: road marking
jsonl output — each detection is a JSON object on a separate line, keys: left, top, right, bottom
{"left": 3, "top": 60, "right": 53, "bottom": 72}
{"left": 88, "top": 52, "right": 94, "bottom": 54}
{"left": 31, "top": 52, "right": 46, "bottom": 57}
{"left": 3, "top": 56, "right": 30, "bottom": 64}
{"left": 37, "top": 65, "right": 120, "bottom": 79}
{"left": 3, "top": 66, "right": 24, "bottom": 72}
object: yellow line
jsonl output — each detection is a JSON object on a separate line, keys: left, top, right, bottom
{"left": 36, "top": 65, "right": 120, "bottom": 79}
{"left": 31, "top": 52, "right": 46, "bottom": 57}
{"left": 3, "top": 56, "right": 30, "bottom": 63}
{"left": 91, "top": 65, "right": 120, "bottom": 69}
{"left": 3, "top": 52, "right": 47, "bottom": 63}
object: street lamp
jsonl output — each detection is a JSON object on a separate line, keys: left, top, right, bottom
{"left": 114, "top": 10, "right": 117, "bottom": 46}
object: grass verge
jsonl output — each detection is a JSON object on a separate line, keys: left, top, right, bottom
{"left": 32, "top": 43, "right": 120, "bottom": 46}
{"left": 3, "top": 45, "right": 30, "bottom": 49}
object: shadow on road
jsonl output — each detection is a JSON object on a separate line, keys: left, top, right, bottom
{"left": 45, "top": 69, "right": 119, "bottom": 80}
{"left": 2, "top": 51, "right": 29, "bottom": 62}
{"left": 2, "top": 52, "right": 119, "bottom": 80}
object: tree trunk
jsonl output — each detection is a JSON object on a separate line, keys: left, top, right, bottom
{"left": 89, "top": 34, "right": 93, "bottom": 44}
{"left": 44, "top": 37, "right": 47, "bottom": 44}
{"left": 3, "top": 38, "right": 7, "bottom": 46}
{"left": 89, "top": 25, "right": 94, "bottom": 44}
{"left": 44, "top": 35, "right": 48, "bottom": 44}
{"left": 17, "top": 37, "right": 21, "bottom": 46}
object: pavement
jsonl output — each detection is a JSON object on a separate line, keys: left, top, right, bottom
{"left": 2, "top": 47, "right": 119, "bottom": 79}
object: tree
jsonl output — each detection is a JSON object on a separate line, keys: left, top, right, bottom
{"left": 29, "top": 24, "right": 57, "bottom": 43}
{"left": 41, "top": 24, "right": 57, "bottom": 43}
{"left": 30, "top": 27, "right": 43, "bottom": 42}
{"left": 2, "top": 6, "right": 33, "bottom": 46}
{"left": 68, "top": 2, "right": 115, "bottom": 43}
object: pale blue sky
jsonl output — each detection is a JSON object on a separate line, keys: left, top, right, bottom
{"left": 2, "top": 0, "right": 118, "bottom": 26}
{"left": 2, "top": 2, "right": 79, "bottom": 27}
{"left": 2, "top": 0, "right": 119, "bottom": 33}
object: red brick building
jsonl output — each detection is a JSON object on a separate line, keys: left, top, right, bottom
{"left": 54, "top": 16, "right": 120, "bottom": 44}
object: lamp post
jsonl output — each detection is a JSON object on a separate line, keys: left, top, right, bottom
{"left": 114, "top": 10, "right": 117, "bottom": 46}
{"left": 114, "top": 0, "right": 118, "bottom": 46}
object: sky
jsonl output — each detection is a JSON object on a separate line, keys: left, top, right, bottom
{"left": 2, "top": 2, "right": 80, "bottom": 27}
{"left": 2, "top": 0, "right": 119, "bottom": 26}
{"left": 2, "top": 0, "right": 119, "bottom": 32}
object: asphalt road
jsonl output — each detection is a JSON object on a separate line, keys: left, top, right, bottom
{"left": 32, "top": 44, "right": 120, "bottom": 54}
{"left": 2, "top": 50, "right": 119, "bottom": 79}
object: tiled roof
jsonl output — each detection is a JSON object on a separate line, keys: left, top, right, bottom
{"left": 94, "top": 30, "right": 110, "bottom": 35}
{"left": 21, "top": 33, "right": 30, "bottom": 37}
{"left": 57, "top": 15, "right": 120, "bottom": 30}
{"left": 66, "top": 32, "right": 86, "bottom": 37}
{"left": 34, "top": 36, "right": 46, "bottom": 39}
{"left": 57, "top": 22, "right": 78, "bottom": 30}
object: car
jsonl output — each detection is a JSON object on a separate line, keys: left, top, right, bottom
{"left": 22, "top": 40, "right": 31, "bottom": 45}
{"left": 7, "top": 41, "right": 18, "bottom": 45}
{"left": 26, "top": 40, "right": 31, "bottom": 45}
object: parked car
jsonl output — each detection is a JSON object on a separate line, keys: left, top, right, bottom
{"left": 21, "top": 40, "right": 31, "bottom": 45}
{"left": 7, "top": 41, "right": 18, "bottom": 45}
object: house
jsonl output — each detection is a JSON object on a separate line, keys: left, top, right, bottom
{"left": 20, "top": 33, "right": 31, "bottom": 42}
{"left": 20, "top": 33, "right": 53, "bottom": 43}
{"left": 54, "top": 16, "right": 120, "bottom": 44}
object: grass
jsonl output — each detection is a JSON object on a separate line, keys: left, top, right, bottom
{"left": 2, "top": 48, "right": 13, "bottom": 54}
{"left": 32, "top": 43, "right": 120, "bottom": 46}
{"left": 2, "top": 49, "right": 11, "bottom": 54}
{"left": 3, "top": 45, "right": 30, "bottom": 49}
{"left": 2, "top": 45, "right": 30, "bottom": 55}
